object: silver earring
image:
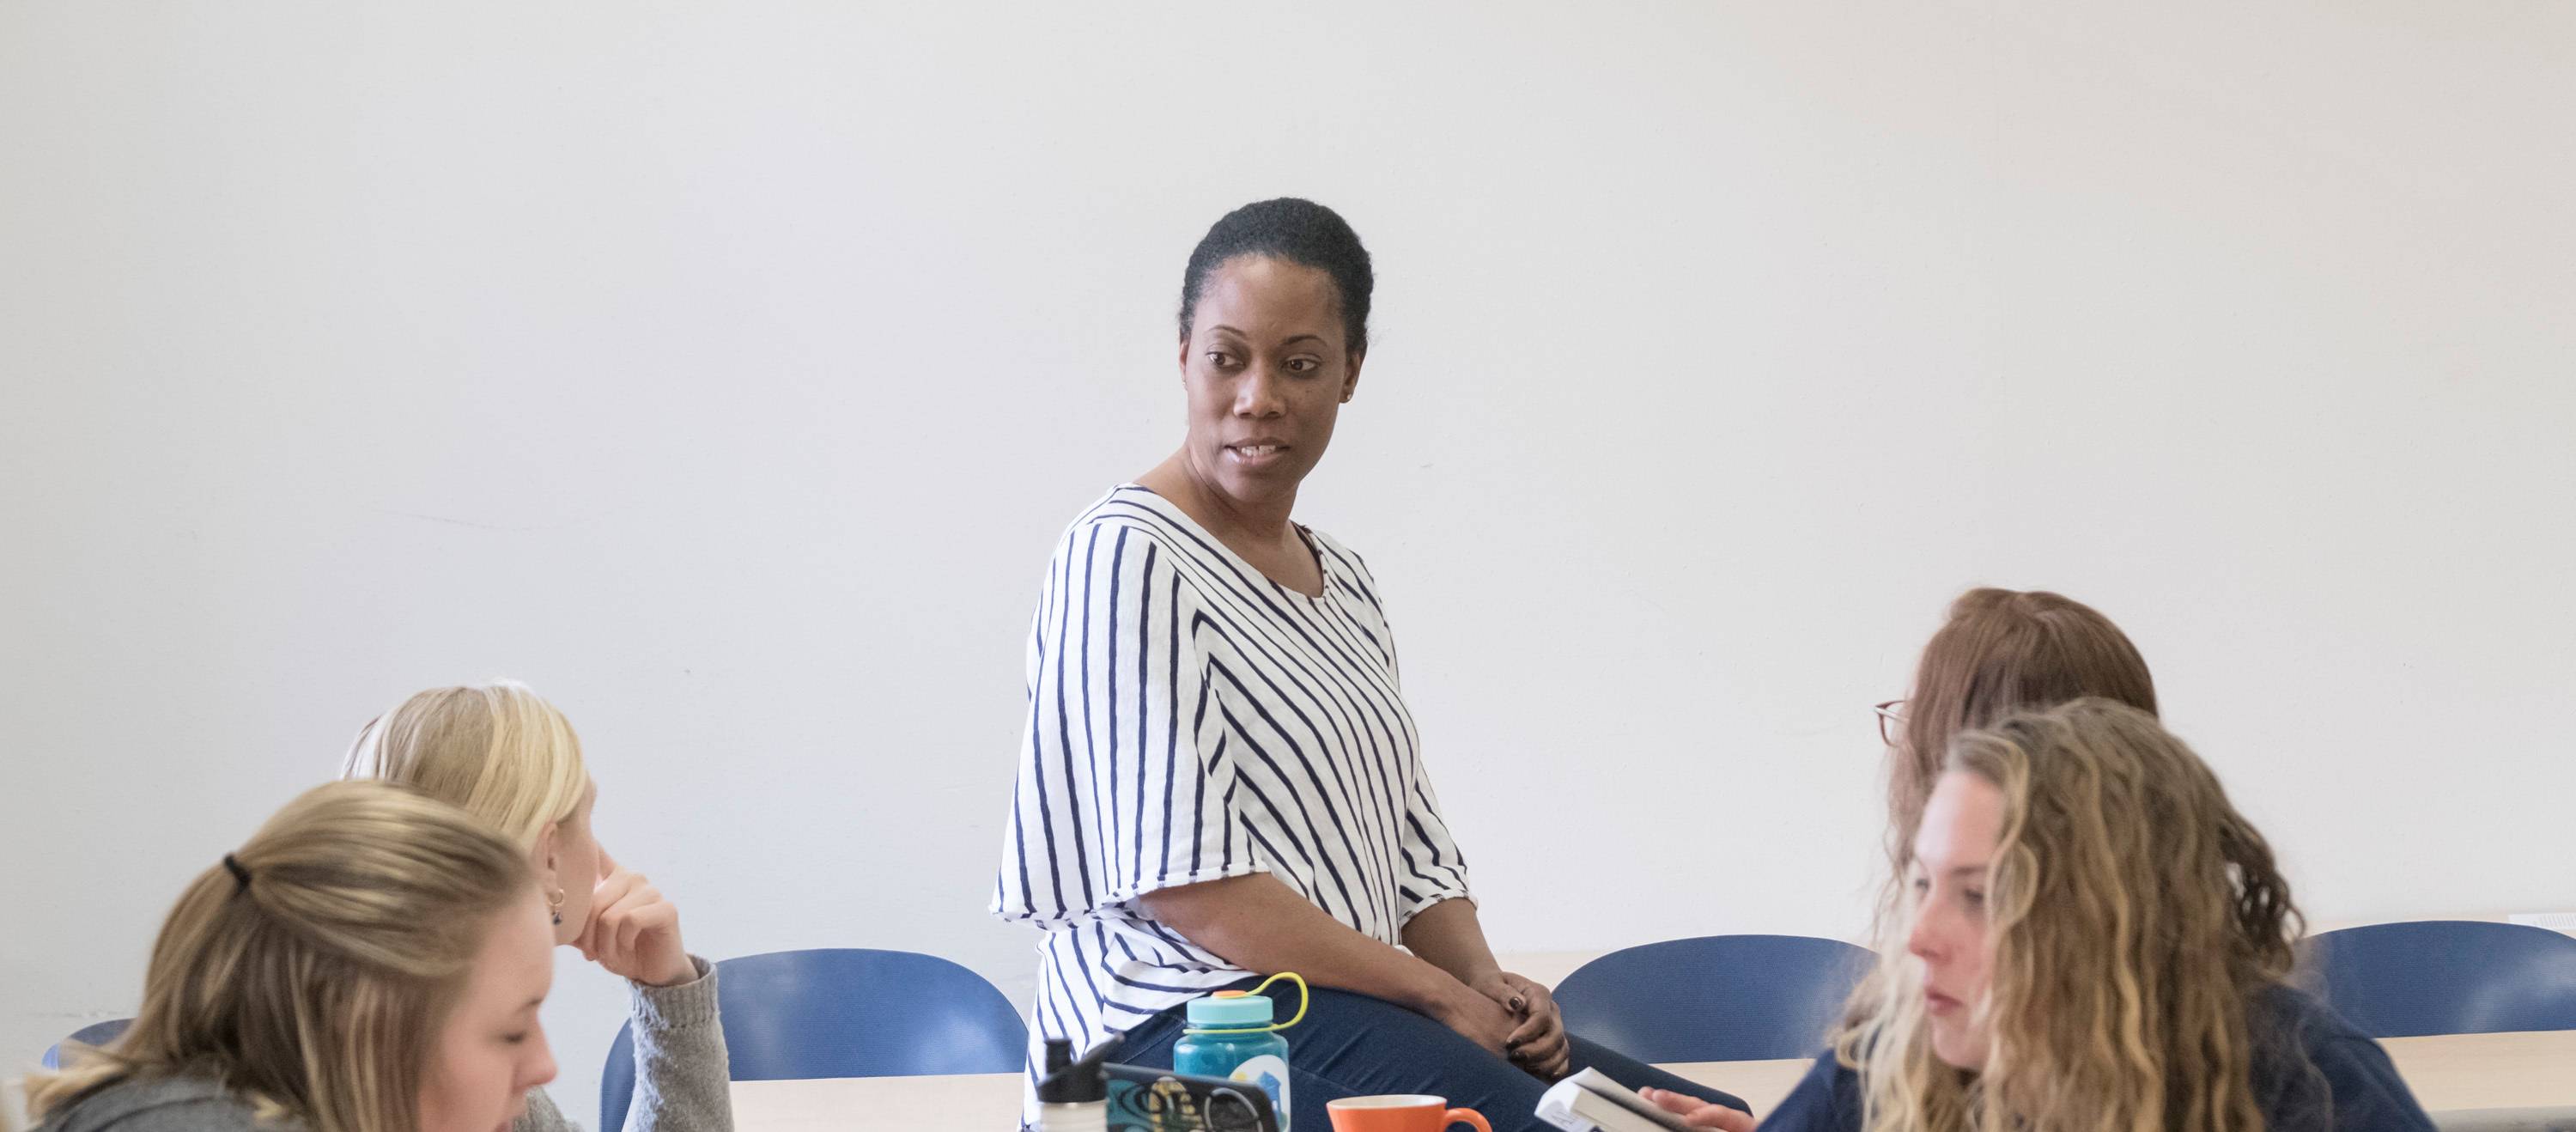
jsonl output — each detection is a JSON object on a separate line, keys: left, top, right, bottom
{"left": 546, "top": 887, "right": 566, "bottom": 926}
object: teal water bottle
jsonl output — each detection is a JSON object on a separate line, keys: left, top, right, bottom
{"left": 1172, "top": 972, "right": 1307, "bottom": 1130}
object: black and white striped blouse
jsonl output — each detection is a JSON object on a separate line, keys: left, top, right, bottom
{"left": 992, "top": 484, "right": 1474, "bottom": 1080}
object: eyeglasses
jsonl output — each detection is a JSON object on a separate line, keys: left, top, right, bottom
{"left": 1874, "top": 699, "right": 1907, "bottom": 746}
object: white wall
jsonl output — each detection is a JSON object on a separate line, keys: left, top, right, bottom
{"left": 4, "top": 2, "right": 2571, "bottom": 1122}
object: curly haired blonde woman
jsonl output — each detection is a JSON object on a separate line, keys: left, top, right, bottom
{"left": 1645, "top": 700, "right": 2433, "bottom": 1132}
{"left": 345, "top": 681, "right": 731, "bottom": 1132}
{"left": 26, "top": 782, "right": 557, "bottom": 1132}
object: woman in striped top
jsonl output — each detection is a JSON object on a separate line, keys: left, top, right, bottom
{"left": 993, "top": 198, "right": 1744, "bottom": 1130}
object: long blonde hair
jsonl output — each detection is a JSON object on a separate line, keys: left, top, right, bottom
{"left": 1839, "top": 699, "right": 2302, "bottom": 1132}
{"left": 343, "top": 680, "right": 589, "bottom": 850}
{"left": 25, "top": 782, "right": 532, "bottom": 1132}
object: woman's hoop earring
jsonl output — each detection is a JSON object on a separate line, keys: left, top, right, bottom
{"left": 547, "top": 887, "right": 566, "bottom": 926}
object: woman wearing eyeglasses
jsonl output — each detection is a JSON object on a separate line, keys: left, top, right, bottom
{"left": 1641, "top": 700, "right": 2433, "bottom": 1132}
{"left": 1869, "top": 587, "right": 2158, "bottom": 859}
{"left": 1629, "top": 589, "right": 2163, "bottom": 1131}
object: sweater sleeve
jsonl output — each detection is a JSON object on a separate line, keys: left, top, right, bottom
{"left": 511, "top": 1088, "right": 572, "bottom": 1132}
{"left": 619, "top": 956, "right": 732, "bottom": 1132}
{"left": 513, "top": 957, "right": 731, "bottom": 1132}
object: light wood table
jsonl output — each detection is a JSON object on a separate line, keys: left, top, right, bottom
{"left": 2377, "top": 1031, "right": 2576, "bottom": 1129}
{"left": 733, "top": 1072, "right": 1018, "bottom": 1129}
{"left": 731, "top": 1030, "right": 2576, "bottom": 1130}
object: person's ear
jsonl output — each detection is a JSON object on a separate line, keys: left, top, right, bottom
{"left": 534, "top": 822, "right": 562, "bottom": 888}
{"left": 1340, "top": 350, "right": 1364, "bottom": 404}
{"left": 532, "top": 822, "right": 569, "bottom": 924}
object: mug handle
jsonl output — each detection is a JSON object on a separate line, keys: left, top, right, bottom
{"left": 1443, "top": 1110, "right": 1492, "bottom": 1132}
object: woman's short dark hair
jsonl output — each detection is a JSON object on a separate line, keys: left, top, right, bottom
{"left": 1177, "top": 198, "right": 1374, "bottom": 354}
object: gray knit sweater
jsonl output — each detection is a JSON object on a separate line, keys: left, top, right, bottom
{"left": 33, "top": 958, "right": 732, "bottom": 1132}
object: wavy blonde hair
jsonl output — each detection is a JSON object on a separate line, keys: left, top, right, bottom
{"left": 343, "top": 680, "right": 589, "bottom": 851}
{"left": 1838, "top": 698, "right": 2302, "bottom": 1132}
{"left": 24, "top": 782, "right": 532, "bottom": 1132}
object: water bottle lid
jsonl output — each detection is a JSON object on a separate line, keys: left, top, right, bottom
{"left": 1035, "top": 1036, "right": 1116, "bottom": 1104}
{"left": 1185, "top": 989, "right": 1276, "bottom": 1027}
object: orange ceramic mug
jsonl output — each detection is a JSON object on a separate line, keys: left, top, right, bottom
{"left": 1324, "top": 1094, "right": 1492, "bottom": 1132}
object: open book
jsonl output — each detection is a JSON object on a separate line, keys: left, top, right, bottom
{"left": 1534, "top": 1068, "right": 1703, "bottom": 1132}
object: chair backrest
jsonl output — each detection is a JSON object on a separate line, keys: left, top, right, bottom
{"left": 40, "top": 1019, "right": 134, "bottom": 1071}
{"left": 599, "top": 948, "right": 1027, "bottom": 1131}
{"left": 1555, "top": 934, "right": 1874, "bottom": 1063}
{"left": 2300, "top": 920, "right": 2576, "bottom": 1038}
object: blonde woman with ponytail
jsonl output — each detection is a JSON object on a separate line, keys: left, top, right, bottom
{"left": 345, "top": 681, "right": 731, "bottom": 1132}
{"left": 26, "top": 782, "right": 559, "bottom": 1132}
{"left": 1644, "top": 700, "right": 2433, "bottom": 1132}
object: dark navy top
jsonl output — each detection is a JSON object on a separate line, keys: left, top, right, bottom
{"left": 1759, "top": 988, "right": 2436, "bottom": 1132}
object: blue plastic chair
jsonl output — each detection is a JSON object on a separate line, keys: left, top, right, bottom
{"left": 2300, "top": 920, "right": 2576, "bottom": 1038}
{"left": 599, "top": 948, "right": 1026, "bottom": 1131}
{"left": 41, "top": 1019, "right": 133, "bottom": 1070}
{"left": 1554, "top": 934, "right": 1874, "bottom": 1063}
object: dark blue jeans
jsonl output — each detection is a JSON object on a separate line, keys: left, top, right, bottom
{"left": 1115, "top": 982, "right": 1747, "bottom": 1132}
